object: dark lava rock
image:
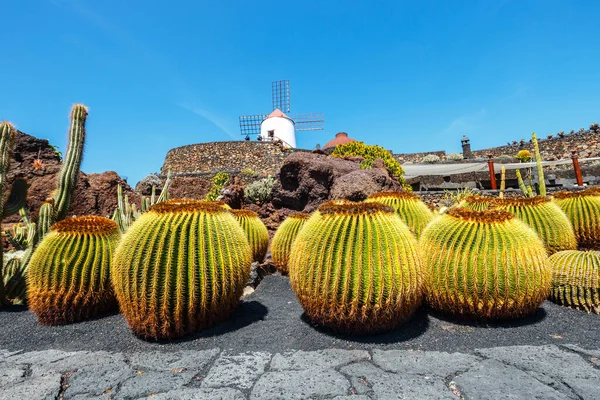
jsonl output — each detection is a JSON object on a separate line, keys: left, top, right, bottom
{"left": 330, "top": 168, "right": 401, "bottom": 201}
{"left": 167, "top": 176, "right": 213, "bottom": 200}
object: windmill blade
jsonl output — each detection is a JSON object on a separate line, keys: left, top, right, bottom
{"left": 239, "top": 114, "right": 267, "bottom": 135}
{"left": 272, "top": 80, "right": 291, "bottom": 113}
{"left": 289, "top": 112, "right": 324, "bottom": 131}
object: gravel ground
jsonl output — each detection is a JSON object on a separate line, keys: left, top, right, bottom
{"left": 1, "top": 274, "right": 599, "bottom": 354}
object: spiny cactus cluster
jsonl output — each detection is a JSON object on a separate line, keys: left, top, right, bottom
{"left": 112, "top": 199, "right": 252, "bottom": 340}
{"left": 366, "top": 191, "right": 433, "bottom": 237}
{"left": 289, "top": 201, "right": 423, "bottom": 334}
{"left": 271, "top": 212, "right": 311, "bottom": 274}
{"left": 419, "top": 208, "right": 551, "bottom": 320}
{"left": 229, "top": 209, "right": 269, "bottom": 262}
{"left": 27, "top": 216, "right": 121, "bottom": 325}
{"left": 490, "top": 196, "right": 577, "bottom": 254}
{"left": 548, "top": 250, "right": 599, "bottom": 314}
{"left": 458, "top": 195, "right": 492, "bottom": 211}
{"left": 553, "top": 188, "right": 600, "bottom": 249}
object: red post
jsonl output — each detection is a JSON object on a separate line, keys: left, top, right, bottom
{"left": 487, "top": 154, "right": 497, "bottom": 190}
{"left": 572, "top": 151, "right": 583, "bottom": 186}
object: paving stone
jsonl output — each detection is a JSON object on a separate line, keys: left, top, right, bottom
{"left": 561, "top": 344, "right": 600, "bottom": 367}
{"left": 251, "top": 368, "right": 350, "bottom": 400}
{"left": 454, "top": 359, "right": 568, "bottom": 400}
{"left": 341, "top": 362, "right": 455, "bottom": 400}
{"left": 332, "top": 396, "right": 370, "bottom": 400}
{"left": 64, "top": 363, "right": 135, "bottom": 399}
{"left": 6, "top": 349, "right": 73, "bottom": 365}
{"left": 0, "top": 373, "right": 62, "bottom": 400}
{"left": 116, "top": 370, "right": 189, "bottom": 399}
{"left": 477, "top": 345, "right": 600, "bottom": 399}
{"left": 270, "top": 349, "right": 370, "bottom": 371}
{"left": 127, "top": 349, "right": 220, "bottom": 372}
{"left": 202, "top": 351, "right": 271, "bottom": 390}
{"left": 0, "top": 365, "right": 26, "bottom": 387}
{"left": 373, "top": 349, "right": 481, "bottom": 377}
{"left": 142, "top": 387, "right": 246, "bottom": 400}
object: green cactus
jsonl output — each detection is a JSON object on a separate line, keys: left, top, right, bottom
{"left": 419, "top": 208, "right": 552, "bottom": 320}
{"left": 111, "top": 199, "right": 252, "bottom": 340}
{"left": 27, "top": 216, "right": 121, "bottom": 325}
{"left": 37, "top": 104, "right": 88, "bottom": 239}
{"left": 289, "top": 201, "right": 423, "bottom": 335}
{"left": 271, "top": 212, "right": 311, "bottom": 274}
{"left": 229, "top": 209, "right": 269, "bottom": 263}
{"left": 499, "top": 167, "right": 506, "bottom": 199}
{"left": 548, "top": 250, "right": 599, "bottom": 314}
{"left": 532, "top": 132, "right": 546, "bottom": 197}
{"left": 516, "top": 169, "right": 530, "bottom": 197}
{"left": 553, "top": 188, "right": 600, "bottom": 249}
{"left": 0, "top": 122, "right": 17, "bottom": 306}
{"left": 3, "top": 208, "right": 37, "bottom": 304}
{"left": 458, "top": 195, "right": 492, "bottom": 211}
{"left": 490, "top": 197, "right": 577, "bottom": 254}
{"left": 365, "top": 191, "right": 433, "bottom": 237}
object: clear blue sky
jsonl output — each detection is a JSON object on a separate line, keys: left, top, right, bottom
{"left": 2, "top": 0, "right": 599, "bottom": 186}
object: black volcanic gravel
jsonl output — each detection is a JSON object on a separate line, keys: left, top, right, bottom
{"left": 0, "top": 275, "right": 599, "bottom": 354}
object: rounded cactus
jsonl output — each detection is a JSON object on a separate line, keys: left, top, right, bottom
{"left": 27, "top": 216, "right": 121, "bottom": 325}
{"left": 366, "top": 191, "right": 433, "bottom": 237}
{"left": 458, "top": 195, "right": 492, "bottom": 211}
{"left": 229, "top": 209, "right": 269, "bottom": 262}
{"left": 271, "top": 212, "right": 311, "bottom": 274}
{"left": 490, "top": 197, "right": 577, "bottom": 254}
{"left": 419, "top": 208, "right": 551, "bottom": 320}
{"left": 553, "top": 188, "right": 600, "bottom": 249}
{"left": 548, "top": 250, "right": 599, "bottom": 314}
{"left": 289, "top": 201, "right": 423, "bottom": 335}
{"left": 112, "top": 199, "right": 252, "bottom": 340}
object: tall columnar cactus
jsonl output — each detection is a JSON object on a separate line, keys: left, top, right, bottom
{"left": 553, "top": 188, "right": 600, "bottom": 249}
{"left": 490, "top": 197, "right": 577, "bottom": 254}
{"left": 289, "top": 201, "right": 423, "bottom": 335}
{"left": 27, "top": 216, "right": 121, "bottom": 325}
{"left": 0, "top": 122, "right": 17, "bottom": 307}
{"left": 419, "top": 208, "right": 551, "bottom": 320}
{"left": 548, "top": 250, "right": 599, "bottom": 314}
{"left": 37, "top": 104, "right": 88, "bottom": 239}
{"left": 365, "top": 191, "right": 433, "bottom": 238}
{"left": 3, "top": 208, "right": 37, "bottom": 304}
{"left": 271, "top": 212, "right": 311, "bottom": 274}
{"left": 532, "top": 132, "right": 546, "bottom": 197}
{"left": 229, "top": 209, "right": 269, "bottom": 262}
{"left": 458, "top": 195, "right": 492, "bottom": 211}
{"left": 111, "top": 199, "right": 252, "bottom": 340}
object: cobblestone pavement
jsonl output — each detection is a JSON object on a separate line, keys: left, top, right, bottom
{"left": 1, "top": 344, "right": 599, "bottom": 399}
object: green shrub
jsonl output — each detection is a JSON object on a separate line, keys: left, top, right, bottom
{"left": 331, "top": 142, "right": 409, "bottom": 190}
{"left": 244, "top": 175, "right": 275, "bottom": 204}
{"left": 205, "top": 172, "right": 230, "bottom": 201}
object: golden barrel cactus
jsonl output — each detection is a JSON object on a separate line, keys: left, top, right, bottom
{"left": 490, "top": 197, "right": 577, "bottom": 254}
{"left": 458, "top": 195, "right": 492, "bottom": 211}
{"left": 553, "top": 188, "right": 600, "bottom": 249}
{"left": 548, "top": 250, "right": 600, "bottom": 314}
{"left": 229, "top": 209, "right": 269, "bottom": 262}
{"left": 419, "top": 208, "right": 551, "bottom": 320}
{"left": 112, "top": 199, "right": 252, "bottom": 340}
{"left": 366, "top": 191, "right": 433, "bottom": 237}
{"left": 27, "top": 216, "right": 121, "bottom": 325}
{"left": 271, "top": 212, "right": 311, "bottom": 274}
{"left": 289, "top": 201, "right": 423, "bottom": 335}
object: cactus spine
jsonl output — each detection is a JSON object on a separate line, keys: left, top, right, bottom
{"left": 229, "top": 209, "right": 269, "bottom": 263}
{"left": 553, "top": 188, "right": 600, "bottom": 249}
{"left": 490, "top": 197, "right": 577, "bottom": 254}
{"left": 0, "top": 122, "right": 17, "bottom": 306}
{"left": 289, "top": 201, "right": 423, "bottom": 334}
{"left": 111, "top": 199, "right": 252, "bottom": 340}
{"left": 365, "top": 191, "right": 433, "bottom": 237}
{"left": 27, "top": 216, "right": 121, "bottom": 325}
{"left": 37, "top": 104, "right": 88, "bottom": 239}
{"left": 548, "top": 250, "right": 600, "bottom": 314}
{"left": 271, "top": 212, "right": 311, "bottom": 274}
{"left": 419, "top": 208, "right": 551, "bottom": 320}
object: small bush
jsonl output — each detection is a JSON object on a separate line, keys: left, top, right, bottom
{"left": 138, "top": 173, "right": 162, "bottom": 188}
{"left": 360, "top": 159, "right": 373, "bottom": 169}
{"left": 421, "top": 154, "right": 440, "bottom": 164}
{"left": 205, "top": 172, "right": 230, "bottom": 201}
{"left": 516, "top": 150, "right": 532, "bottom": 162}
{"left": 245, "top": 175, "right": 275, "bottom": 205}
{"left": 447, "top": 152, "right": 464, "bottom": 161}
{"left": 241, "top": 168, "right": 258, "bottom": 176}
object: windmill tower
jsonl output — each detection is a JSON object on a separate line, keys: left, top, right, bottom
{"left": 239, "top": 80, "right": 324, "bottom": 148}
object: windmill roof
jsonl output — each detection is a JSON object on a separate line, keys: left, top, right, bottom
{"left": 265, "top": 109, "right": 291, "bottom": 120}
{"left": 323, "top": 132, "right": 356, "bottom": 149}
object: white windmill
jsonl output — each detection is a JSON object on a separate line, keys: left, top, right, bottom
{"left": 239, "top": 80, "right": 324, "bottom": 148}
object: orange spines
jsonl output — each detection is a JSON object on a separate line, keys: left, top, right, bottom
{"left": 366, "top": 191, "right": 433, "bottom": 237}
{"left": 27, "top": 216, "right": 121, "bottom": 325}
{"left": 553, "top": 188, "right": 600, "bottom": 249}
{"left": 111, "top": 199, "right": 252, "bottom": 340}
{"left": 229, "top": 209, "right": 269, "bottom": 262}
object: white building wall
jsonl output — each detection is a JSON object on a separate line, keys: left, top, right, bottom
{"left": 260, "top": 116, "right": 296, "bottom": 148}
